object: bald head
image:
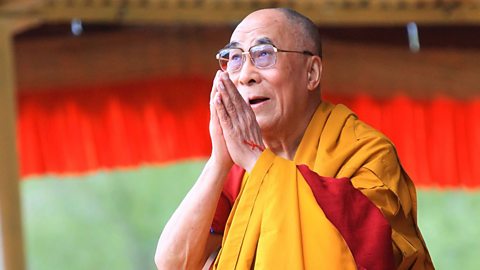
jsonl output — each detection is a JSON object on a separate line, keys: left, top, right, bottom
{"left": 236, "top": 8, "right": 322, "bottom": 58}
{"left": 274, "top": 8, "right": 322, "bottom": 58}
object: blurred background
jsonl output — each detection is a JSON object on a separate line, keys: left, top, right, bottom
{"left": 1, "top": 0, "right": 479, "bottom": 269}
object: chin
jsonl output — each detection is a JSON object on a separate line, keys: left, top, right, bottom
{"left": 257, "top": 117, "right": 277, "bottom": 136}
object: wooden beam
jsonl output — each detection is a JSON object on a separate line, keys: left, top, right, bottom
{"left": 0, "top": 0, "right": 42, "bottom": 14}
{"left": 40, "top": 5, "right": 120, "bottom": 23}
{"left": 302, "top": 6, "right": 480, "bottom": 26}
{"left": 25, "top": 0, "right": 480, "bottom": 26}
{"left": 0, "top": 20, "right": 25, "bottom": 270}
{"left": 0, "top": 0, "right": 42, "bottom": 34}
{"left": 122, "top": 5, "right": 480, "bottom": 26}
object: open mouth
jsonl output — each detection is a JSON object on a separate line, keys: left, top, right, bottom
{"left": 249, "top": 97, "right": 270, "bottom": 105}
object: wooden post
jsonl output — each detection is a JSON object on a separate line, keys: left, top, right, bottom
{"left": 0, "top": 19, "right": 26, "bottom": 270}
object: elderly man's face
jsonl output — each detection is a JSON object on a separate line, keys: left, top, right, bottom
{"left": 227, "top": 10, "right": 312, "bottom": 135}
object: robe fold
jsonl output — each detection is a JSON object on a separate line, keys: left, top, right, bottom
{"left": 212, "top": 102, "right": 434, "bottom": 269}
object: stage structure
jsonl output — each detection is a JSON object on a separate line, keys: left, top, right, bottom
{"left": 1, "top": 0, "right": 479, "bottom": 269}
{"left": 1, "top": 0, "right": 480, "bottom": 25}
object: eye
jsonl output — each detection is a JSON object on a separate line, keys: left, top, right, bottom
{"left": 230, "top": 52, "right": 242, "bottom": 62}
{"left": 252, "top": 45, "right": 274, "bottom": 59}
{"left": 258, "top": 50, "right": 268, "bottom": 57}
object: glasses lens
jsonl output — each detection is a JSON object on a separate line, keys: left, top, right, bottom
{"left": 227, "top": 49, "right": 243, "bottom": 72}
{"left": 250, "top": 44, "right": 276, "bottom": 68}
{"left": 217, "top": 48, "right": 243, "bottom": 72}
{"left": 217, "top": 49, "right": 229, "bottom": 71}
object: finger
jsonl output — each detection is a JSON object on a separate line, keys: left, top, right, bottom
{"left": 218, "top": 73, "right": 249, "bottom": 130}
{"left": 210, "top": 99, "right": 224, "bottom": 136}
{"left": 219, "top": 72, "right": 254, "bottom": 128}
{"left": 210, "top": 91, "right": 216, "bottom": 120}
{"left": 215, "top": 92, "right": 233, "bottom": 131}
{"left": 210, "top": 70, "right": 222, "bottom": 102}
{"left": 212, "top": 93, "right": 221, "bottom": 123}
{"left": 220, "top": 72, "right": 247, "bottom": 109}
{"left": 210, "top": 71, "right": 224, "bottom": 121}
{"left": 219, "top": 73, "right": 241, "bottom": 106}
{"left": 217, "top": 79, "right": 239, "bottom": 123}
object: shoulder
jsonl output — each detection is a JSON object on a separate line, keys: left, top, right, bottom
{"left": 329, "top": 103, "right": 396, "bottom": 156}
{"left": 328, "top": 103, "right": 402, "bottom": 177}
{"left": 334, "top": 103, "right": 390, "bottom": 143}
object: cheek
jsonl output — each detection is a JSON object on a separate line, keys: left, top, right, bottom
{"left": 269, "top": 72, "right": 297, "bottom": 101}
{"left": 265, "top": 66, "right": 295, "bottom": 90}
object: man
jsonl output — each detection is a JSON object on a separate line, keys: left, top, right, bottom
{"left": 155, "top": 8, "right": 433, "bottom": 270}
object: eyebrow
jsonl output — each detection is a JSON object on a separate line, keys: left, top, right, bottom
{"left": 223, "top": 37, "right": 276, "bottom": 49}
{"left": 223, "top": 41, "right": 240, "bottom": 49}
{"left": 254, "top": 37, "right": 275, "bottom": 46}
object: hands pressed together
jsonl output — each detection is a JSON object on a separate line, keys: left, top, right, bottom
{"left": 209, "top": 71, "right": 265, "bottom": 172}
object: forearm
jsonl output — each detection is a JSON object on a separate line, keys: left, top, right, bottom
{"left": 155, "top": 158, "right": 230, "bottom": 269}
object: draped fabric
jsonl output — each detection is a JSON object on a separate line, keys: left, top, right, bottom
{"left": 17, "top": 76, "right": 480, "bottom": 187}
{"left": 212, "top": 102, "right": 431, "bottom": 269}
{"left": 212, "top": 149, "right": 389, "bottom": 269}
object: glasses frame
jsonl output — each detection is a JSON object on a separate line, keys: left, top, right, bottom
{"left": 216, "top": 44, "right": 314, "bottom": 72}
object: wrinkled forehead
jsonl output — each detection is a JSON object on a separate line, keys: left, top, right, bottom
{"left": 228, "top": 10, "right": 292, "bottom": 49}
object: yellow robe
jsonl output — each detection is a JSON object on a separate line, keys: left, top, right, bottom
{"left": 213, "top": 102, "right": 433, "bottom": 269}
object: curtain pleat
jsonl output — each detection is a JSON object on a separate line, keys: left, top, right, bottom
{"left": 18, "top": 77, "right": 479, "bottom": 187}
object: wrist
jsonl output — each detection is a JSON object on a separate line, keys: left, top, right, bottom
{"left": 206, "top": 156, "right": 233, "bottom": 177}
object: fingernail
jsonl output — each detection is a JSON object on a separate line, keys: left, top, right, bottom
{"left": 218, "top": 81, "right": 225, "bottom": 91}
{"left": 221, "top": 73, "right": 228, "bottom": 80}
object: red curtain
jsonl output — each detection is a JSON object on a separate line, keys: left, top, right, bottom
{"left": 18, "top": 77, "right": 480, "bottom": 188}
{"left": 18, "top": 77, "right": 211, "bottom": 176}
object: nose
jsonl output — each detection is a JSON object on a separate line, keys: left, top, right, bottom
{"left": 237, "top": 53, "right": 261, "bottom": 86}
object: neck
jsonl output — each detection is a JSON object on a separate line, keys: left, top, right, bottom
{"left": 263, "top": 99, "right": 321, "bottom": 160}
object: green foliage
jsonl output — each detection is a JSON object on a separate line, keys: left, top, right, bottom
{"left": 21, "top": 163, "right": 480, "bottom": 269}
{"left": 21, "top": 162, "right": 203, "bottom": 270}
{"left": 417, "top": 190, "right": 480, "bottom": 270}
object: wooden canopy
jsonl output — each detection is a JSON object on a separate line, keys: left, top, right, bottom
{"left": 1, "top": 0, "right": 480, "bottom": 30}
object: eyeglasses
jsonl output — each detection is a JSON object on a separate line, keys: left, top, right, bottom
{"left": 216, "top": 44, "right": 314, "bottom": 72}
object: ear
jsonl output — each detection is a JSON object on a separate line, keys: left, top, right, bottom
{"left": 306, "top": 56, "right": 322, "bottom": 91}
